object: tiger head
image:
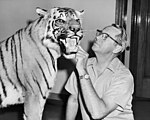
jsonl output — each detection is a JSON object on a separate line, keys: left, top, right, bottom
{"left": 36, "top": 7, "right": 84, "bottom": 59}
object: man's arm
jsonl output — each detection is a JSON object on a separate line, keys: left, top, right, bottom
{"left": 75, "top": 46, "right": 118, "bottom": 119}
{"left": 78, "top": 72, "right": 118, "bottom": 119}
{"left": 66, "top": 94, "right": 79, "bottom": 120}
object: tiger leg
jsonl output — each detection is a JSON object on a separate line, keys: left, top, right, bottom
{"left": 23, "top": 92, "right": 46, "bottom": 120}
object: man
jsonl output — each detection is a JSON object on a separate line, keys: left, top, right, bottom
{"left": 65, "top": 24, "right": 134, "bottom": 120}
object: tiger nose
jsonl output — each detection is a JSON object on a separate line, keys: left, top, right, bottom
{"left": 69, "top": 26, "right": 80, "bottom": 32}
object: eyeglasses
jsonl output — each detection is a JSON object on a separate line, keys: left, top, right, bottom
{"left": 96, "top": 29, "right": 122, "bottom": 46}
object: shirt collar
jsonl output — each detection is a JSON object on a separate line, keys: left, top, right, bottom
{"left": 107, "top": 57, "right": 121, "bottom": 72}
{"left": 87, "top": 57, "right": 121, "bottom": 73}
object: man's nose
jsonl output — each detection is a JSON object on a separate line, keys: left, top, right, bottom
{"left": 95, "top": 36, "right": 103, "bottom": 42}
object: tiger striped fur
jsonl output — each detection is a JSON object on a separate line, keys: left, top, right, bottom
{"left": 0, "top": 7, "right": 84, "bottom": 120}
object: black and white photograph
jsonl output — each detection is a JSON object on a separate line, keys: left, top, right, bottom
{"left": 0, "top": 0, "right": 150, "bottom": 120}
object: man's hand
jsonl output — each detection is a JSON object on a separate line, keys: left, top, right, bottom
{"left": 75, "top": 46, "right": 89, "bottom": 74}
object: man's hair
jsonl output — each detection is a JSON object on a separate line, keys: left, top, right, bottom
{"left": 111, "top": 24, "right": 127, "bottom": 52}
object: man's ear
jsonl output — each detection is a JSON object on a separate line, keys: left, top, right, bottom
{"left": 113, "top": 44, "right": 123, "bottom": 54}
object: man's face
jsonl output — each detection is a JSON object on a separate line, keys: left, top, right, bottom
{"left": 92, "top": 26, "right": 121, "bottom": 54}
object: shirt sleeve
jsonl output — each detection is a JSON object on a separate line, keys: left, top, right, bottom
{"left": 65, "top": 71, "right": 78, "bottom": 95}
{"left": 103, "top": 73, "right": 134, "bottom": 110}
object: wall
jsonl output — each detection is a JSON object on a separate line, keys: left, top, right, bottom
{"left": 0, "top": 0, "right": 116, "bottom": 94}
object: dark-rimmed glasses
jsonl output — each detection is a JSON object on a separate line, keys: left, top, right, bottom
{"left": 96, "top": 29, "right": 122, "bottom": 46}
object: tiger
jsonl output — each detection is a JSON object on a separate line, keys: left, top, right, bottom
{"left": 0, "top": 7, "right": 84, "bottom": 120}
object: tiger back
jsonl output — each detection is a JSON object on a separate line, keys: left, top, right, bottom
{"left": 0, "top": 7, "right": 84, "bottom": 120}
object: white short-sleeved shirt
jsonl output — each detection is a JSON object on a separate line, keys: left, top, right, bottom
{"left": 65, "top": 57, "right": 134, "bottom": 120}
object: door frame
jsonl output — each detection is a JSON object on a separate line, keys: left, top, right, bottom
{"left": 130, "top": 0, "right": 150, "bottom": 98}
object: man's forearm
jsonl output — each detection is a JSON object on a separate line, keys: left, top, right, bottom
{"left": 78, "top": 70, "right": 106, "bottom": 119}
{"left": 66, "top": 95, "right": 79, "bottom": 120}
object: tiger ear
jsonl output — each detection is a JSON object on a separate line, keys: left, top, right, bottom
{"left": 80, "top": 10, "right": 84, "bottom": 14}
{"left": 36, "top": 7, "right": 48, "bottom": 17}
{"left": 76, "top": 10, "right": 84, "bottom": 17}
